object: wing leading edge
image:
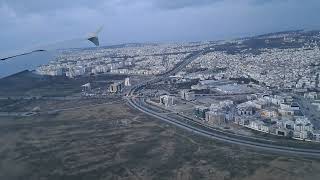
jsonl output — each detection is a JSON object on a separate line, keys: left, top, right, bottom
{"left": 1, "top": 26, "right": 102, "bottom": 61}
{"left": 1, "top": 50, "right": 46, "bottom": 61}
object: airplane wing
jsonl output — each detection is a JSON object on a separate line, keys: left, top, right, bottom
{"left": 1, "top": 50, "right": 46, "bottom": 61}
{"left": 1, "top": 26, "right": 103, "bottom": 61}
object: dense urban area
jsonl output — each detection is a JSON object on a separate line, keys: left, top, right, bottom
{"left": 36, "top": 30, "right": 320, "bottom": 143}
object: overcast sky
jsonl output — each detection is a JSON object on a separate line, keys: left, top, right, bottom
{"left": 0, "top": 0, "right": 320, "bottom": 53}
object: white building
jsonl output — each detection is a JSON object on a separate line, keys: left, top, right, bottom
{"left": 304, "top": 92, "right": 318, "bottom": 100}
{"left": 82, "top": 83, "right": 91, "bottom": 92}
{"left": 236, "top": 102, "right": 255, "bottom": 116}
{"left": 219, "top": 100, "right": 234, "bottom": 108}
{"left": 124, "top": 77, "right": 131, "bottom": 86}
{"left": 293, "top": 117, "right": 313, "bottom": 140}
{"left": 109, "top": 81, "right": 124, "bottom": 93}
{"left": 160, "top": 95, "right": 175, "bottom": 107}
{"left": 248, "top": 120, "right": 270, "bottom": 133}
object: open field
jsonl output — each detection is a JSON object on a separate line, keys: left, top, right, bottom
{"left": 0, "top": 71, "right": 320, "bottom": 179}
{"left": 0, "top": 98, "right": 119, "bottom": 112}
{"left": 1, "top": 101, "right": 320, "bottom": 180}
{"left": 0, "top": 71, "right": 128, "bottom": 97}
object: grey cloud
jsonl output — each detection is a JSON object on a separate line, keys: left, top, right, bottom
{"left": 0, "top": 0, "right": 143, "bottom": 15}
{"left": 149, "top": 0, "right": 289, "bottom": 10}
{"left": 0, "top": 0, "right": 287, "bottom": 14}
{"left": 151, "top": 0, "right": 221, "bottom": 10}
{"left": 0, "top": 0, "right": 320, "bottom": 53}
{"left": 0, "top": 0, "right": 100, "bottom": 13}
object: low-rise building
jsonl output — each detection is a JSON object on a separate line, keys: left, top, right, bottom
{"left": 180, "top": 90, "right": 196, "bottom": 101}
{"left": 304, "top": 92, "right": 318, "bottom": 100}
{"left": 82, "top": 83, "right": 91, "bottom": 92}
{"left": 260, "top": 108, "right": 278, "bottom": 118}
{"left": 219, "top": 100, "right": 234, "bottom": 108}
{"left": 124, "top": 77, "right": 131, "bottom": 86}
{"left": 294, "top": 117, "right": 313, "bottom": 132}
{"left": 237, "top": 106, "right": 255, "bottom": 116}
{"left": 205, "top": 111, "right": 226, "bottom": 126}
{"left": 248, "top": 120, "right": 270, "bottom": 133}
{"left": 293, "top": 130, "right": 309, "bottom": 140}
{"left": 251, "top": 99, "right": 268, "bottom": 109}
{"left": 276, "top": 128, "right": 288, "bottom": 136}
{"left": 278, "top": 108, "right": 295, "bottom": 116}
{"left": 109, "top": 81, "right": 124, "bottom": 93}
{"left": 234, "top": 116, "right": 254, "bottom": 126}
{"left": 194, "top": 106, "right": 209, "bottom": 119}
{"left": 312, "top": 130, "right": 320, "bottom": 142}
{"left": 160, "top": 95, "right": 175, "bottom": 107}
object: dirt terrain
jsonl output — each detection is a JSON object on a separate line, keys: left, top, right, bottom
{"left": 0, "top": 99, "right": 320, "bottom": 180}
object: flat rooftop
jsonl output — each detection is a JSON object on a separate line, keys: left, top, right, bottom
{"left": 216, "top": 84, "right": 254, "bottom": 94}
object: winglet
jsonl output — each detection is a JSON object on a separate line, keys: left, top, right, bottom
{"left": 87, "top": 26, "right": 103, "bottom": 46}
{"left": 88, "top": 36, "right": 100, "bottom": 46}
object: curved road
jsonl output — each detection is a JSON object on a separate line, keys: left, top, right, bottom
{"left": 128, "top": 97, "right": 320, "bottom": 158}
{"left": 127, "top": 49, "right": 320, "bottom": 158}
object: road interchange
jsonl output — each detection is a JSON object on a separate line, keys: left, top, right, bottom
{"left": 126, "top": 49, "right": 320, "bottom": 158}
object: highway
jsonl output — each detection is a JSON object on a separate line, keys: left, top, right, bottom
{"left": 128, "top": 97, "right": 320, "bottom": 157}
{"left": 127, "top": 50, "right": 320, "bottom": 158}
